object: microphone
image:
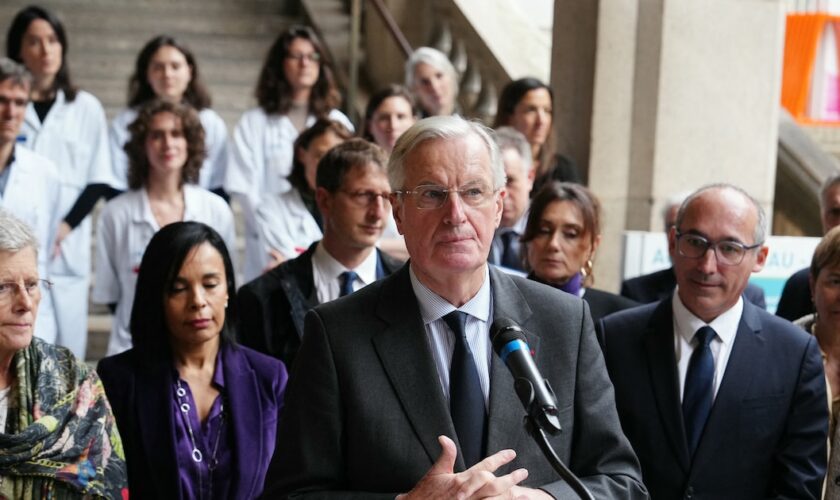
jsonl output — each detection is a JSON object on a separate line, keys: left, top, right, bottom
{"left": 491, "top": 318, "right": 561, "bottom": 434}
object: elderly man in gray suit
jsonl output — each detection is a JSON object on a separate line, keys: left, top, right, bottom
{"left": 264, "top": 116, "right": 646, "bottom": 498}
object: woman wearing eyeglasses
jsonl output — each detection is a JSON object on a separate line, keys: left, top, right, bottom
{"left": 253, "top": 118, "right": 352, "bottom": 272}
{"left": 226, "top": 25, "right": 354, "bottom": 281}
{"left": 0, "top": 209, "right": 127, "bottom": 498}
{"left": 521, "top": 182, "right": 637, "bottom": 321}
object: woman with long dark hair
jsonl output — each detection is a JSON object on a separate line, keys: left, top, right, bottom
{"left": 6, "top": 5, "right": 116, "bottom": 358}
{"left": 110, "top": 35, "right": 229, "bottom": 195}
{"left": 226, "top": 25, "right": 353, "bottom": 281}
{"left": 494, "top": 78, "right": 582, "bottom": 194}
{"left": 98, "top": 221, "right": 286, "bottom": 499}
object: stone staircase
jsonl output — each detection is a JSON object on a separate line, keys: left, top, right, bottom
{"left": 0, "top": 0, "right": 297, "bottom": 362}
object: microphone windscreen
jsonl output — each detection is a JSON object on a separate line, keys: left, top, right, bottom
{"left": 490, "top": 318, "right": 526, "bottom": 354}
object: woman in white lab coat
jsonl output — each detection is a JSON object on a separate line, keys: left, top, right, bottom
{"left": 94, "top": 100, "right": 235, "bottom": 356}
{"left": 6, "top": 6, "right": 116, "bottom": 358}
{"left": 110, "top": 35, "right": 228, "bottom": 195}
{"left": 226, "top": 25, "right": 353, "bottom": 281}
{"left": 255, "top": 118, "right": 351, "bottom": 272}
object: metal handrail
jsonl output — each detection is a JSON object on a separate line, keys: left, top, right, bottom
{"left": 367, "top": 0, "right": 413, "bottom": 58}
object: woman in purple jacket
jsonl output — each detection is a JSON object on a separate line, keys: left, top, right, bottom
{"left": 97, "top": 221, "right": 287, "bottom": 499}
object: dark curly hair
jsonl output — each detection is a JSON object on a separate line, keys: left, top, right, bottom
{"left": 127, "top": 35, "right": 211, "bottom": 109}
{"left": 125, "top": 99, "right": 206, "bottom": 190}
{"left": 6, "top": 5, "right": 77, "bottom": 101}
{"left": 255, "top": 25, "right": 341, "bottom": 116}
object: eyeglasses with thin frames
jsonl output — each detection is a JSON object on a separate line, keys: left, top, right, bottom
{"left": 675, "top": 231, "right": 762, "bottom": 266}
{"left": 0, "top": 279, "right": 52, "bottom": 303}
{"left": 393, "top": 183, "right": 498, "bottom": 210}
{"left": 285, "top": 52, "right": 321, "bottom": 63}
{"left": 339, "top": 190, "right": 391, "bottom": 208}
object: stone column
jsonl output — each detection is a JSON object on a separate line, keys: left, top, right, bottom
{"left": 552, "top": 0, "right": 786, "bottom": 291}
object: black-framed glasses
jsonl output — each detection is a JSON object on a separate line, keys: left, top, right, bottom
{"left": 285, "top": 52, "right": 321, "bottom": 63}
{"left": 394, "top": 183, "right": 497, "bottom": 210}
{"left": 675, "top": 231, "right": 762, "bottom": 266}
{"left": 339, "top": 190, "right": 391, "bottom": 208}
{"left": 0, "top": 279, "right": 52, "bottom": 303}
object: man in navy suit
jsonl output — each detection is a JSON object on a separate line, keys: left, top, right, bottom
{"left": 600, "top": 184, "right": 827, "bottom": 499}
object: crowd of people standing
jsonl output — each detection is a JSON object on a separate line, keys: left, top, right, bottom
{"left": 0, "top": 4, "right": 836, "bottom": 499}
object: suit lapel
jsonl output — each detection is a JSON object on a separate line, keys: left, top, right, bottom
{"left": 223, "top": 345, "right": 264, "bottom": 500}
{"left": 283, "top": 245, "right": 319, "bottom": 338}
{"left": 371, "top": 266, "right": 460, "bottom": 469}
{"left": 486, "top": 269, "right": 536, "bottom": 458}
{"left": 643, "top": 299, "right": 691, "bottom": 472}
{"left": 691, "top": 302, "right": 762, "bottom": 465}
{"left": 136, "top": 359, "right": 180, "bottom": 497}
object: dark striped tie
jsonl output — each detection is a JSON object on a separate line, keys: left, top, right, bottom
{"left": 683, "top": 326, "right": 716, "bottom": 455}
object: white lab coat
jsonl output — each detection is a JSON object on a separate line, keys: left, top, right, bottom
{"left": 93, "top": 184, "right": 236, "bottom": 356}
{"left": 18, "top": 89, "right": 114, "bottom": 358}
{"left": 0, "top": 147, "right": 62, "bottom": 343}
{"left": 109, "top": 107, "right": 229, "bottom": 190}
{"left": 254, "top": 188, "right": 322, "bottom": 271}
{"left": 226, "top": 107, "right": 353, "bottom": 281}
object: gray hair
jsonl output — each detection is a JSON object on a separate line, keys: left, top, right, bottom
{"left": 676, "top": 183, "right": 767, "bottom": 245}
{"left": 388, "top": 115, "right": 505, "bottom": 191}
{"left": 0, "top": 209, "right": 38, "bottom": 255}
{"left": 820, "top": 173, "right": 840, "bottom": 209}
{"left": 494, "top": 126, "right": 532, "bottom": 175}
{"left": 661, "top": 190, "right": 692, "bottom": 228}
{"left": 404, "top": 47, "right": 459, "bottom": 98}
{"left": 0, "top": 57, "right": 32, "bottom": 89}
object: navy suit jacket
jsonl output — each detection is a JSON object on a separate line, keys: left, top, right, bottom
{"left": 621, "top": 266, "right": 767, "bottom": 309}
{"left": 97, "top": 343, "right": 288, "bottom": 499}
{"left": 599, "top": 299, "right": 827, "bottom": 499}
{"left": 237, "top": 242, "right": 403, "bottom": 368}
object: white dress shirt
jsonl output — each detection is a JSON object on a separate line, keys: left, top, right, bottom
{"left": 311, "top": 242, "right": 379, "bottom": 303}
{"left": 410, "top": 265, "right": 493, "bottom": 409}
{"left": 672, "top": 288, "right": 744, "bottom": 402}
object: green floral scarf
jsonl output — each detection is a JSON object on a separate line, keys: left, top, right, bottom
{"left": 0, "top": 338, "right": 128, "bottom": 499}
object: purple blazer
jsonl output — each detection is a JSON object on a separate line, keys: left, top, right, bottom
{"left": 97, "top": 342, "right": 287, "bottom": 499}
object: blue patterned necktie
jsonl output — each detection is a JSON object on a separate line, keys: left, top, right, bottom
{"left": 500, "top": 231, "right": 521, "bottom": 270}
{"left": 339, "top": 270, "right": 358, "bottom": 297}
{"left": 442, "top": 311, "right": 486, "bottom": 467}
{"left": 683, "top": 325, "right": 716, "bottom": 456}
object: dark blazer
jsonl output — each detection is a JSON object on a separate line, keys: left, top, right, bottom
{"left": 599, "top": 299, "right": 827, "bottom": 499}
{"left": 582, "top": 288, "right": 639, "bottom": 321}
{"left": 97, "top": 343, "right": 287, "bottom": 500}
{"left": 621, "top": 266, "right": 767, "bottom": 309}
{"left": 237, "top": 242, "right": 403, "bottom": 368}
{"left": 775, "top": 267, "right": 812, "bottom": 321}
{"left": 264, "top": 264, "right": 647, "bottom": 498}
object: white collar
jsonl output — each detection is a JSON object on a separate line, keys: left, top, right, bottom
{"left": 409, "top": 265, "right": 492, "bottom": 324}
{"left": 312, "top": 241, "right": 379, "bottom": 285}
{"left": 672, "top": 287, "right": 743, "bottom": 345}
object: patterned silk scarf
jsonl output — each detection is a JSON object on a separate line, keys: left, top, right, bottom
{"left": 0, "top": 338, "right": 128, "bottom": 499}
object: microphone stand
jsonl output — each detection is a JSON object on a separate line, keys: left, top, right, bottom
{"left": 523, "top": 415, "right": 595, "bottom": 500}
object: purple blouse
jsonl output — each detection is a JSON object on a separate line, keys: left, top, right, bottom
{"left": 172, "top": 353, "right": 232, "bottom": 499}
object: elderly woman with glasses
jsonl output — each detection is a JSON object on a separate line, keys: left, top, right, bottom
{"left": 0, "top": 209, "right": 127, "bottom": 498}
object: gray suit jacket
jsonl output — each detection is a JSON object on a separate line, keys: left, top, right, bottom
{"left": 264, "top": 264, "right": 646, "bottom": 498}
